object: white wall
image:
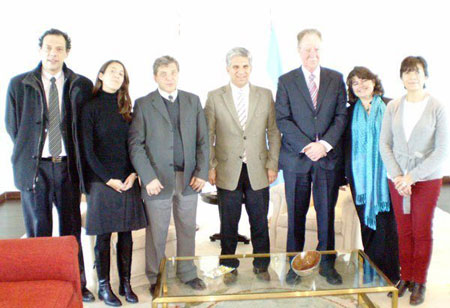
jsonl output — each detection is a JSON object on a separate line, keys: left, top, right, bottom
{"left": 1, "top": 0, "right": 449, "bottom": 191}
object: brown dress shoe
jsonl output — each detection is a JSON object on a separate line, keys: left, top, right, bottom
{"left": 388, "top": 280, "right": 414, "bottom": 297}
{"left": 410, "top": 283, "right": 426, "bottom": 305}
{"left": 223, "top": 269, "right": 238, "bottom": 285}
{"left": 253, "top": 268, "right": 271, "bottom": 281}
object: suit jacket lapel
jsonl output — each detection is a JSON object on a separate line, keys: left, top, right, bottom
{"left": 151, "top": 91, "right": 172, "bottom": 126}
{"left": 246, "top": 84, "right": 259, "bottom": 128}
{"left": 221, "top": 84, "right": 242, "bottom": 129}
{"left": 294, "top": 69, "right": 315, "bottom": 112}
{"left": 316, "top": 68, "right": 331, "bottom": 112}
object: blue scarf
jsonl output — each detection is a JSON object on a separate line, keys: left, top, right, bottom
{"left": 351, "top": 95, "right": 390, "bottom": 230}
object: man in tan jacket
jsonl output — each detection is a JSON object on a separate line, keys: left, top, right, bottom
{"left": 204, "top": 47, "right": 281, "bottom": 284}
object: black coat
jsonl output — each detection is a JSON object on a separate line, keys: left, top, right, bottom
{"left": 275, "top": 66, "right": 348, "bottom": 173}
{"left": 5, "top": 62, "right": 93, "bottom": 192}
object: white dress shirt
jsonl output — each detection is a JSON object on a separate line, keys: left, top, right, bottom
{"left": 41, "top": 70, "right": 67, "bottom": 157}
{"left": 300, "top": 66, "right": 332, "bottom": 152}
{"left": 158, "top": 88, "right": 178, "bottom": 102}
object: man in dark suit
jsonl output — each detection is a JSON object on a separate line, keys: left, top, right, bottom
{"left": 128, "top": 56, "right": 209, "bottom": 295}
{"left": 5, "top": 28, "right": 94, "bottom": 301}
{"left": 275, "top": 29, "right": 347, "bottom": 285}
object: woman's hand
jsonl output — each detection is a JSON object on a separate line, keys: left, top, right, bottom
{"left": 394, "top": 175, "right": 413, "bottom": 197}
{"left": 123, "top": 173, "right": 137, "bottom": 191}
{"left": 106, "top": 178, "right": 125, "bottom": 193}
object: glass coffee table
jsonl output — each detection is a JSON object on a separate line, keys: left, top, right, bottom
{"left": 152, "top": 250, "right": 398, "bottom": 308}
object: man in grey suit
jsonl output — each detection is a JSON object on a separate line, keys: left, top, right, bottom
{"left": 128, "top": 56, "right": 209, "bottom": 295}
{"left": 205, "top": 47, "right": 281, "bottom": 284}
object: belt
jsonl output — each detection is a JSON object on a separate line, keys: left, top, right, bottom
{"left": 41, "top": 156, "right": 67, "bottom": 163}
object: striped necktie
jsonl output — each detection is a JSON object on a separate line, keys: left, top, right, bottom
{"left": 308, "top": 73, "right": 318, "bottom": 109}
{"left": 48, "top": 77, "right": 62, "bottom": 157}
{"left": 236, "top": 89, "right": 247, "bottom": 129}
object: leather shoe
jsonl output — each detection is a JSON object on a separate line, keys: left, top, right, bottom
{"left": 388, "top": 280, "right": 413, "bottom": 298}
{"left": 319, "top": 267, "right": 343, "bottom": 285}
{"left": 285, "top": 269, "right": 301, "bottom": 285}
{"left": 410, "top": 283, "right": 426, "bottom": 305}
{"left": 253, "top": 267, "right": 271, "bottom": 281}
{"left": 185, "top": 277, "right": 206, "bottom": 290}
{"left": 82, "top": 287, "right": 95, "bottom": 302}
{"left": 149, "top": 283, "right": 157, "bottom": 297}
{"left": 223, "top": 269, "right": 238, "bottom": 285}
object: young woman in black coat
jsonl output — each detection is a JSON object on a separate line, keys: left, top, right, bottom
{"left": 343, "top": 67, "right": 400, "bottom": 284}
{"left": 81, "top": 60, "right": 147, "bottom": 306}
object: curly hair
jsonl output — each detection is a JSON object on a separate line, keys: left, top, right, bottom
{"left": 92, "top": 60, "right": 132, "bottom": 122}
{"left": 346, "top": 66, "right": 384, "bottom": 104}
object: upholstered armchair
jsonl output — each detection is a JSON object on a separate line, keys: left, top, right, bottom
{"left": 0, "top": 236, "right": 82, "bottom": 308}
{"left": 269, "top": 183, "right": 362, "bottom": 252}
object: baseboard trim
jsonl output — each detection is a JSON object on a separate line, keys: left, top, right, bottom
{"left": 0, "top": 191, "right": 21, "bottom": 204}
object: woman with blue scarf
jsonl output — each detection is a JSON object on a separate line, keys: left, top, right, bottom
{"left": 344, "top": 67, "right": 400, "bottom": 283}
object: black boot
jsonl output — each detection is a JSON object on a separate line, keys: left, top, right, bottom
{"left": 80, "top": 265, "right": 95, "bottom": 302}
{"left": 77, "top": 231, "right": 95, "bottom": 302}
{"left": 117, "top": 232, "right": 138, "bottom": 303}
{"left": 95, "top": 236, "right": 122, "bottom": 307}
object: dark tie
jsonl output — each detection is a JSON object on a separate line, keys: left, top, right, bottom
{"left": 48, "top": 77, "right": 62, "bottom": 157}
{"left": 308, "top": 73, "right": 318, "bottom": 109}
{"left": 168, "top": 95, "right": 174, "bottom": 102}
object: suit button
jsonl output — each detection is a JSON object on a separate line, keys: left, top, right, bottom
{"left": 32, "top": 155, "right": 37, "bottom": 159}
{"left": 243, "top": 136, "right": 247, "bottom": 140}
{"left": 169, "top": 163, "right": 173, "bottom": 166}
{"left": 36, "top": 120, "right": 41, "bottom": 124}
{"left": 314, "top": 117, "right": 317, "bottom": 120}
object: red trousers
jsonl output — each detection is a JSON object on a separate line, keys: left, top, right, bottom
{"left": 389, "top": 179, "right": 442, "bottom": 284}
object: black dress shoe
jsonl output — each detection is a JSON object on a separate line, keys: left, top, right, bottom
{"left": 285, "top": 269, "right": 301, "bottom": 285}
{"left": 149, "top": 283, "right": 157, "bottom": 297}
{"left": 319, "top": 267, "right": 343, "bottom": 285}
{"left": 82, "top": 287, "right": 95, "bottom": 302}
{"left": 388, "top": 280, "right": 414, "bottom": 298}
{"left": 253, "top": 267, "right": 271, "bottom": 281}
{"left": 223, "top": 269, "right": 238, "bottom": 285}
{"left": 410, "top": 283, "right": 426, "bottom": 305}
{"left": 185, "top": 277, "right": 206, "bottom": 290}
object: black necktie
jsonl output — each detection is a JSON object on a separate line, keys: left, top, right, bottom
{"left": 48, "top": 77, "right": 62, "bottom": 157}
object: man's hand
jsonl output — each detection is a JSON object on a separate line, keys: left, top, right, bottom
{"left": 304, "top": 142, "right": 327, "bottom": 162}
{"left": 190, "top": 176, "right": 206, "bottom": 192}
{"left": 146, "top": 179, "right": 164, "bottom": 196}
{"left": 122, "top": 173, "right": 137, "bottom": 191}
{"left": 208, "top": 168, "right": 216, "bottom": 185}
{"left": 267, "top": 169, "right": 278, "bottom": 184}
{"left": 106, "top": 179, "right": 125, "bottom": 193}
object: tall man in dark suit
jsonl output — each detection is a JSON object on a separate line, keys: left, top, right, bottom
{"left": 275, "top": 29, "right": 347, "bottom": 285}
{"left": 128, "top": 56, "right": 209, "bottom": 295}
{"left": 5, "top": 28, "right": 95, "bottom": 301}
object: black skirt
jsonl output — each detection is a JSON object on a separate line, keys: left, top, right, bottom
{"left": 85, "top": 181, "right": 147, "bottom": 235}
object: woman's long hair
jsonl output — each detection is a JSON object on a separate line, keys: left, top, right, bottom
{"left": 92, "top": 60, "right": 132, "bottom": 122}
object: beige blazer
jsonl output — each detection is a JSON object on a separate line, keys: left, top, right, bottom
{"left": 204, "top": 84, "right": 281, "bottom": 191}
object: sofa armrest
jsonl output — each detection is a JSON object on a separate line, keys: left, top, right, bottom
{"left": 0, "top": 236, "right": 81, "bottom": 298}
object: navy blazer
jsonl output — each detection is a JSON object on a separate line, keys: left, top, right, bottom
{"left": 275, "top": 66, "right": 347, "bottom": 173}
